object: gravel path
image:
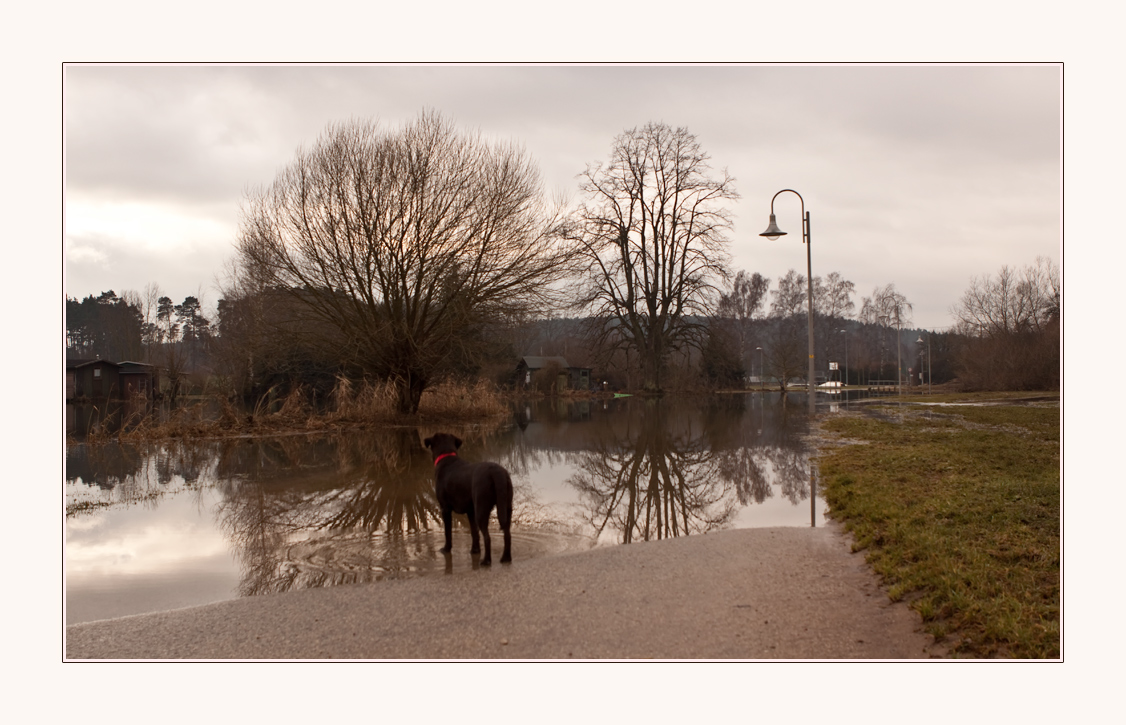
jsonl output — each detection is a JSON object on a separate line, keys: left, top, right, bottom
{"left": 65, "top": 523, "right": 939, "bottom": 660}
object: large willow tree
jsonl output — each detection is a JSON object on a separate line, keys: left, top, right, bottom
{"left": 568, "top": 123, "right": 737, "bottom": 393}
{"left": 235, "top": 111, "right": 574, "bottom": 413}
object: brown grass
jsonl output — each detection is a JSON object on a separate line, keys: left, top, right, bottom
{"left": 93, "top": 377, "right": 511, "bottom": 444}
{"left": 419, "top": 379, "right": 508, "bottom": 419}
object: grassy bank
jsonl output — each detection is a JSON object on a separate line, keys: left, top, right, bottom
{"left": 814, "top": 393, "right": 1060, "bottom": 658}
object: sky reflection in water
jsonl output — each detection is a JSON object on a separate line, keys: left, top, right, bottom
{"left": 66, "top": 393, "right": 830, "bottom": 624}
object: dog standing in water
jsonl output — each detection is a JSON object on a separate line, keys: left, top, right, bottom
{"left": 423, "top": 433, "right": 513, "bottom": 565}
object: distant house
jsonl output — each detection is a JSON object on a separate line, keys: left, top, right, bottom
{"left": 118, "top": 361, "right": 158, "bottom": 399}
{"left": 515, "top": 356, "right": 592, "bottom": 392}
{"left": 66, "top": 359, "right": 157, "bottom": 400}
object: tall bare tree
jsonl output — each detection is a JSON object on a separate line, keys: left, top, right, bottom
{"left": 568, "top": 122, "right": 737, "bottom": 393}
{"left": 716, "top": 270, "right": 770, "bottom": 380}
{"left": 233, "top": 111, "right": 574, "bottom": 413}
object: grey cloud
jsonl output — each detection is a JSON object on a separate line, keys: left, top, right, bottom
{"left": 64, "top": 63, "right": 1061, "bottom": 330}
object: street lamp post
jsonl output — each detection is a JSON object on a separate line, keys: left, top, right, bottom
{"left": 756, "top": 346, "right": 764, "bottom": 390}
{"left": 840, "top": 329, "right": 848, "bottom": 388}
{"left": 917, "top": 334, "right": 931, "bottom": 395}
{"left": 761, "top": 189, "right": 815, "bottom": 415}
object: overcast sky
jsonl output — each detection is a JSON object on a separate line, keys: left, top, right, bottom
{"left": 63, "top": 63, "right": 1060, "bottom": 332}
{"left": 17, "top": 1, "right": 1126, "bottom": 711}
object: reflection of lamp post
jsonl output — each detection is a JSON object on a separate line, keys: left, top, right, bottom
{"left": 756, "top": 346, "right": 764, "bottom": 390}
{"left": 810, "top": 469, "right": 817, "bottom": 527}
{"left": 917, "top": 334, "right": 931, "bottom": 395}
{"left": 760, "top": 189, "right": 815, "bottom": 415}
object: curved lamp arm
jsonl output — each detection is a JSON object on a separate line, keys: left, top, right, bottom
{"left": 760, "top": 189, "right": 807, "bottom": 243}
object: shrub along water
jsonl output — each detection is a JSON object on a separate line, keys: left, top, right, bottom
{"left": 815, "top": 393, "right": 1060, "bottom": 658}
{"left": 101, "top": 377, "right": 510, "bottom": 442}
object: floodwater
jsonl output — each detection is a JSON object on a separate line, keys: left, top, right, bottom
{"left": 65, "top": 392, "right": 872, "bottom": 625}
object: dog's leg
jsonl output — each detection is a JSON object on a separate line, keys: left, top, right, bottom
{"left": 477, "top": 506, "right": 493, "bottom": 566}
{"left": 496, "top": 472, "right": 513, "bottom": 564}
{"left": 440, "top": 508, "right": 453, "bottom": 553}
{"left": 468, "top": 506, "right": 481, "bottom": 555}
{"left": 497, "top": 499, "right": 512, "bottom": 564}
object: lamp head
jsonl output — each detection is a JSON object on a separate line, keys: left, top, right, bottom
{"left": 759, "top": 213, "right": 786, "bottom": 241}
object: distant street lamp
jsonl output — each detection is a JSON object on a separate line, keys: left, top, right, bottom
{"left": 756, "top": 346, "right": 764, "bottom": 390}
{"left": 917, "top": 334, "right": 931, "bottom": 395}
{"left": 840, "top": 329, "right": 848, "bottom": 388}
{"left": 761, "top": 189, "right": 815, "bottom": 414}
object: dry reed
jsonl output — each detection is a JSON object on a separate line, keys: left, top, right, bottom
{"left": 418, "top": 379, "right": 508, "bottom": 419}
{"left": 80, "top": 377, "right": 510, "bottom": 445}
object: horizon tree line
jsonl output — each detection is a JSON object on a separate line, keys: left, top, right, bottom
{"left": 66, "top": 113, "right": 1060, "bottom": 404}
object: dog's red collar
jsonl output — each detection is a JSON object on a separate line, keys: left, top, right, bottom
{"left": 433, "top": 452, "right": 457, "bottom": 466}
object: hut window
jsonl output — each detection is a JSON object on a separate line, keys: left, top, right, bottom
{"left": 94, "top": 369, "right": 101, "bottom": 378}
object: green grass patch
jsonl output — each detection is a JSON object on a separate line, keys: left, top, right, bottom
{"left": 816, "top": 394, "right": 1060, "bottom": 658}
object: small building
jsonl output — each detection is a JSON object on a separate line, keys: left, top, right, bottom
{"left": 67, "top": 359, "right": 120, "bottom": 399}
{"left": 66, "top": 359, "right": 157, "bottom": 400}
{"left": 117, "top": 361, "right": 158, "bottom": 399}
{"left": 516, "top": 356, "right": 592, "bottom": 392}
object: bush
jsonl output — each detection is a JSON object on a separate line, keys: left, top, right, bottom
{"left": 954, "top": 325, "right": 1059, "bottom": 391}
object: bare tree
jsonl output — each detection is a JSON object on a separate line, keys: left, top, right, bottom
{"left": 860, "top": 284, "right": 913, "bottom": 387}
{"left": 763, "top": 270, "right": 814, "bottom": 389}
{"left": 951, "top": 256, "right": 1059, "bottom": 336}
{"left": 769, "top": 269, "right": 807, "bottom": 319}
{"left": 717, "top": 270, "right": 769, "bottom": 374}
{"left": 950, "top": 257, "right": 1060, "bottom": 390}
{"left": 138, "top": 283, "right": 162, "bottom": 362}
{"left": 762, "top": 316, "right": 808, "bottom": 391}
{"left": 813, "top": 271, "right": 855, "bottom": 376}
{"left": 567, "top": 122, "right": 737, "bottom": 393}
{"left": 719, "top": 270, "right": 770, "bottom": 322}
{"left": 815, "top": 271, "right": 856, "bottom": 319}
{"left": 234, "top": 111, "right": 575, "bottom": 413}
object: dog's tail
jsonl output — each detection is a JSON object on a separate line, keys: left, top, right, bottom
{"left": 495, "top": 470, "right": 513, "bottom": 531}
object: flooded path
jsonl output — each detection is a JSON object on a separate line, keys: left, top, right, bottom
{"left": 65, "top": 393, "right": 872, "bottom": 625}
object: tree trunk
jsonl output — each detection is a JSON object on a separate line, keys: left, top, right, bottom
{"left": 638, "top": 334, "right": 665, "bottom": 394}
{"left": 396, "top": 374, "right": 426, "bottom": 415}
{"left": 640, "top": 354, "right": 662, "bottom": 394}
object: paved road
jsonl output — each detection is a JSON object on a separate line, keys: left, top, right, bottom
{"left": 65, "top": 523, "right": 938, "bottom": 660}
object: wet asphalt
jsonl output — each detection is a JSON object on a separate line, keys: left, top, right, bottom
{"left": 64, "top": 523, "right": 938, "bottom": 660}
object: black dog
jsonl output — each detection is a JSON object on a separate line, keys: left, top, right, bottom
{"left": 423, "top": 433, "right": 512, "bottom": 565}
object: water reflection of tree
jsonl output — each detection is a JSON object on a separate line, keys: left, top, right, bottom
{"left": 566, "top": 395, "right": 814, "bottom": 543}
{"left": 567, "top": 399, "right": 739, "bottom": 543}
{"left": 65, "top": 440, "right": 218, "bottom": 513}
{"left": 705, "top": 393, "right": 812, "bottom": 507}
{"left": 213, "top": 430, "right": 443, "bottom": 596}
{"left": 497, "top": 429, "right": 575, "bottom": 480}
{"left": 67, "top": 443, "right": 145, "bottom": 491}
